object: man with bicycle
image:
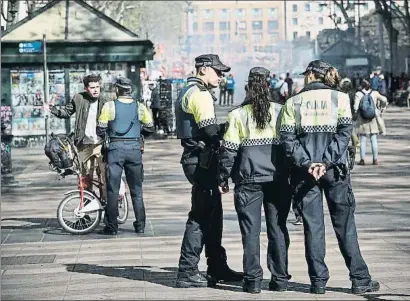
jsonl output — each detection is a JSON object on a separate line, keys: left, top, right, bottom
{"left": 50, "top": 74, "right": 109, "bottom": 198}
{"left": 97, "top": 77, "right": 154, "bottom": 235}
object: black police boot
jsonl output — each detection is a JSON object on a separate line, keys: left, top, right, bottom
{"left": 206, "top": 249, "right": 243, "bottom": 283}
{"left": 175, "top": 273, "right": 209, "bottom": 288}
{"left": 98, "top": 227, "right": 118, "bottom": 236}
{"left": 207, "top": 262, "right": 243, "bottom": 283}
{"left": 133, "top": 221, "right": 145, "bottom": 234}
{"left": 269, "top": 281, "right": 288, "bottom": 292}
{"left": 243, "top": 280, "right": 261, "bottom": 294}
{"left": 352, "top": 280, "right": 380, "bottom": 295}
{"left": 310, "top": 283, "right": 326, "bottom": 294}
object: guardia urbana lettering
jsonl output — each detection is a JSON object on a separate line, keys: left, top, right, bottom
{"left": 305, "top": 100, "right": 328, "bottom": 110}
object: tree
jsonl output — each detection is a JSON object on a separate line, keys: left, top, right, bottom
{"left": 86, "top": 1, "right": 184, "bottom": 43}
{"left": 332, "top": 0, "right": 354, "bottom": 28}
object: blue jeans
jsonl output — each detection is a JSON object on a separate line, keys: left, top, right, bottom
{"left": 360, "top": 134, "right": 378, "bottom": 161}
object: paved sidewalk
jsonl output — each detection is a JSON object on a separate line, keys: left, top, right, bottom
{"left": 1, "top": 106, "right": 410, "bottom": 300}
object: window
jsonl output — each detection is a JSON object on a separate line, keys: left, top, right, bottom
{"left": 193, "top": 22, "right": 198, "bottom": 32}
{"left": 292, "top": 4, "right": 297, "bottom": 12}
{"left": 222, "top": 21, "right": 231, "bottom": 31}
{"left": 292, "top": 18, "right": 298, "bottom": 25}
{"left": 268, "top": 8, "right": 278, "bottom": 19}
{"left": 219, "top": 8, "right": 230, "bottom": 19}
{"left": 252, "top": 21, "right": 263, "bottom": 30}
{"left": 305, "top": 3, "right": 310, "bottom": 11}
{"left": 268, "top": 32, "right": 279, "bottom": 42}
{"left": 253, "top": 46, "right": 264, "bottom": 52}
{"left": 268, "top": 21, "right": 279, "bottom": 31}
{"left": 203, "top": 9, "right": 214, "bottom": 19}
{"left": 238, "top": 21, "right": 247, "bottom": 30}
{"left": 252, "top": 8, "right": 262, "bottom": 17}
{"left": 265, "top": 45, "right": 273, "bottom": 53}
{"left": 363, "top": 3, "right": 369, "bottom": 10}
{"left": 220, "top": 33, "right": 230, "bottom": 43}
{"left": 236, "top": 8, "right": 246, "bottom": 18}
{"left": 203, "top": 22, "right": 214, "bottom": 32}
{"left": 238, "top": 33, "right": 247, "bottom": 41}
{"left": 192, "top": 10, "right": 198, "bottom": 20}
{"left": 293, "top": 31, "right": 298, "bottom": 39}
{"left": 252, "top": 33, "right": 263, "bottom": 43}
{"left": 317, "top": 4, "right": 324, "bottom": 12}
{"left": 203, "top": 34, "right": 214, "bottom": 43}
{"left": 306, "top": 31, "right": 311, "bottom": 38}
{"left": 318, "top": 17, "right": 324, "bottom": 24}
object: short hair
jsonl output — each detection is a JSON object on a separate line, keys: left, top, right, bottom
{"left": 83, "top": 74, "right": 101, "bottom": 88}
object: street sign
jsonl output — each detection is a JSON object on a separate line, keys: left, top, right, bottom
{"left": 18, "top": 41, "right": 42, "bottom": 53}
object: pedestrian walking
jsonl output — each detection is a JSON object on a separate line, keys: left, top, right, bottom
{"left": 354, "top": 79, "right": 388, "bottom": 166}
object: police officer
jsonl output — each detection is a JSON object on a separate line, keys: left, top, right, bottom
{"left": 97, "top": 77, "right": 154, "bottom": 235}
{"left": 279, "top": 60, "right": 379, "bottom": 295}
{"left": 175, "top": 54, "right": 243, "bottom": 288}
{"left": 218, "top": 67, "right": 292, "bottom": 294}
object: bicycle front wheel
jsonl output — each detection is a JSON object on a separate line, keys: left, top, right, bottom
{"left": 57, "top": 192, "right": 102, "bottom": 235}
{"left": 117, "top": 192, "right": 129, "bottom": 224}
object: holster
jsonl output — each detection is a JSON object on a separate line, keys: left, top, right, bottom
{"left": 101, "top": 135, "right": 109, "bottom": 163}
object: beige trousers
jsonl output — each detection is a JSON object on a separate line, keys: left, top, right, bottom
{"left": 78, "top": 144, "right": 106, "bottom": 200}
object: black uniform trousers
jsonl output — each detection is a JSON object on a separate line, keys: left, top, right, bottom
{"left": 291, "top": 168, "right": 371, "bottom": 287}
{"left": 234, "top": 180, "right": 292, "bottom": 286}
{"left": 105, "top": 141, "right": 145, "bottom": 232}
{"left": 178, "top": 159, "right": 227, "bottom": 276}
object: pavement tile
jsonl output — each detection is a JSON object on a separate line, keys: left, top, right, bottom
{"left": 1, "top": 107, "right": 410, "bottom": 300}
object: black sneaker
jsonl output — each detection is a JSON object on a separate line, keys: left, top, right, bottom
{"left": 352, "top": 280, "right": 380, "bottom": 295}
{"left": 243, "top": 280, "right": 261, "bottom": 294}
{"left": 175, "top": 273, "right": 209, "bottom": 288}
{"left": 310, "top": 284, "right": 326, "bottom": 294}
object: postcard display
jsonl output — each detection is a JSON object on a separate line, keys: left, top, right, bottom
{"left": 11, "top": 70, "right": 46, "bottom": 136}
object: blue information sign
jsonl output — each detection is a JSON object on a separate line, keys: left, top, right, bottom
{"left": 18, "top": 41, "right": 43, "bottom": 53}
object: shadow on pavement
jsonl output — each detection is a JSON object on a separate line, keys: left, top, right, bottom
{"left": 63, "top": 263, "right": 409, "bottom": 299}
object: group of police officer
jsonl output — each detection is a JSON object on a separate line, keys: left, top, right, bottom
{"left": 95, "top": 54, "right": 379, "bottom": 295}
{"left": 173, "top": 54, "right": 380, "bottom": 295}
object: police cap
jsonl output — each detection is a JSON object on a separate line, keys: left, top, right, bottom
{"left": 115, "top": 76, "right": 132, "bottom": 90}
{"left": 248, "top": 67, "right": 270, "bottom": 80}
{"left": 195, "top": 54, "right": 231, "bottom": 72}
{"left": 300, "top": 60, "right": 332, "bottom": 77}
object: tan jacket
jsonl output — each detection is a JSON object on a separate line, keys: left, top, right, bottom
{"left": 354, "top": 89, "right": 387, "bottom": 135}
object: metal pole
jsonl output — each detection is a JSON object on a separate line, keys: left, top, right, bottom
{"left": 43, "top": 34, "right": 49, "bottom": 144}
{"left": 389, "top": 0, "right": 393, "bottom": 74}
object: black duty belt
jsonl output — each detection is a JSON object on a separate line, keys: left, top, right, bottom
{"left": 110, "top": 137, "right": 140, "bottom": 142}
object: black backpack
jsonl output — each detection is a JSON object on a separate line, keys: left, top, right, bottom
{"left": 44, "top": 134, "right": 73, "bottom": 170}
{"left": 358, "top": 90, "right": 376, "bottom": 120}
{"left": 271, "top": 83, "right": 284, "bottom": 102}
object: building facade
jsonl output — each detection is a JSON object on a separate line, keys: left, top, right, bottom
{"left": 186, "top": 1, "right": 285, "bottom": 58}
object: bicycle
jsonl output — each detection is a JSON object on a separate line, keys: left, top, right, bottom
{"left": 49, "top": 133, "right": 129, "bottom": 235}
